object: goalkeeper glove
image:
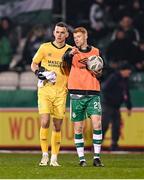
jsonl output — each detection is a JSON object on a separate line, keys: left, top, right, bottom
{"left": 35, "top": 67, "right": 46, "bottom": 80}
{"left": 42, "top": 71, "right": 57, "bottom": 83}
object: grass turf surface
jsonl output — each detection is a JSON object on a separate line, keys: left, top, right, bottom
{"left": 0, "top": 153, "right": 144, "bottom": 179}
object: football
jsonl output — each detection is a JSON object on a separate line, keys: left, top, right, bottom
{"left": 87, "top": 55, "right": 104, "bottom": 72}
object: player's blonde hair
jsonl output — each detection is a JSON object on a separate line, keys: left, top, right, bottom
{"left": 73, "top": 27, "right": 88, "bottom": 35}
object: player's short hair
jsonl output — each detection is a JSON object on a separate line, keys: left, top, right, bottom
{"left": 73, "top": 27, "right": 88, "bottom": 35}
{"left": 55, "top": 22, "right": 68, "bottom": 31}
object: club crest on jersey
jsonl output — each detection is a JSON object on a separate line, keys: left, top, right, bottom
{"left": 79, "top": 58, "right": 88, "bottom": 65}
{"left": 47, "top": 53, "right": 52, "bottom": 56}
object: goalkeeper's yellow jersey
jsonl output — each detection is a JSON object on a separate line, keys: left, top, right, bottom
{"left": 32, "top": 42, "right": 71, "bottom": 91}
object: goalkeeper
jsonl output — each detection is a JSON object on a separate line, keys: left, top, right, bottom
{"left": 63, "top": 27, "right": 104, "bottom": 167}
{"left": 31, "top": 22, "right": 71, "bottom": 166}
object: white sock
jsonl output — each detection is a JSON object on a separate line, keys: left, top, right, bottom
{"left": 51, "top": 154, "right": 57, "bottom": 162}
{"left": 42, "top": 152, "right": 48, "bottom": 156}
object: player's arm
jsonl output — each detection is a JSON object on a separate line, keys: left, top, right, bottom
{"left": 31, "top": 44, "right": 46, "bottom": 80}
{"left": 31, "top": 61, "right": 46, "bottom": 80}
{"left": 63, "top": 48, "right": 73, "bottom": 67}
{"left": 31, "top": 61, "right": 39, "bottom": 73}
{"left": 95, "top": 50, "right": 105, "bottom": 78}
{"left": 63, "top": 47, "right": 79, "bottom": 66}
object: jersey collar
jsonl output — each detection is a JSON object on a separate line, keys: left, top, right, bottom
{"left": 51, "top": 41, "right": 66, "bottom": 49}
{"left": 78, "top": 45, "right": 92, "bottom": 53}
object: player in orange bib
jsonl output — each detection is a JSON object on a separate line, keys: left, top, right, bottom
{"left": 31, "top": 22, "right": 71, "bottom": 166}
{"left": 63, "top": 27, "right": 104, "bottom": 167}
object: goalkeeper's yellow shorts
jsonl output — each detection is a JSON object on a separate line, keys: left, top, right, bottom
{"left": 38, "top": 86, "right": 67, "bottom": 119}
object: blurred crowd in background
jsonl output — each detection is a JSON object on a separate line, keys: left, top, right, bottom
{"left": 0, "top": 0, "right": 144, "bottom": 84}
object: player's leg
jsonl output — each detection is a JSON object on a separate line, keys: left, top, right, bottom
{"left": 50, "top": 94, "right": 66, "bottom": 166}
{"left": 39, "top": 113, "right": 50, "bottom": 166}
{"left": 87, "top": 95, "right": 104, "bottom": 167}
{"left": 70, "top": 97, "right": 87, "bottom": 166}
{"left": 73, "top": 121, "right": 86, "bottom": 167}
{"left": 50, "top": 118, "right": 63, "bottom": 166}
{"left": 38, "top": 91, "right": 52, "bottom": 166}
{"left": 91, "top": 115, "right": 104, "bottom": 167}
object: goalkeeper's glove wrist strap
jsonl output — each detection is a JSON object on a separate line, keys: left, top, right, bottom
{"left": 35, "top": 69, "right": 39, "bottom": 76}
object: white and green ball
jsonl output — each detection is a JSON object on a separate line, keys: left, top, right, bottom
{"left": 87, "top": 55, "right": 103, "bottom": 72}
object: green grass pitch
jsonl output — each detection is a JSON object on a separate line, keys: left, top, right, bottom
{"left": 0, "top": 152, "right": 144, "bottom": 179}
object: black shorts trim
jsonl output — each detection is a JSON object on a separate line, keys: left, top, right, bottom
{"left": 69, "top": 89, "right": 100, "bottom": 95}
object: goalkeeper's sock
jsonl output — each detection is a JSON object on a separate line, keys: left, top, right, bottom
{"left": 74, "top": 133, "right": 85, "bottom": 162}
{"left": 51, "top": 131, "right": 61, "bottom": 155}
{"left": 40, "top": 127, "right": 49, "bottom": 154}
{"left": 93, "top": 129, "right": 102, "bottom": 159}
